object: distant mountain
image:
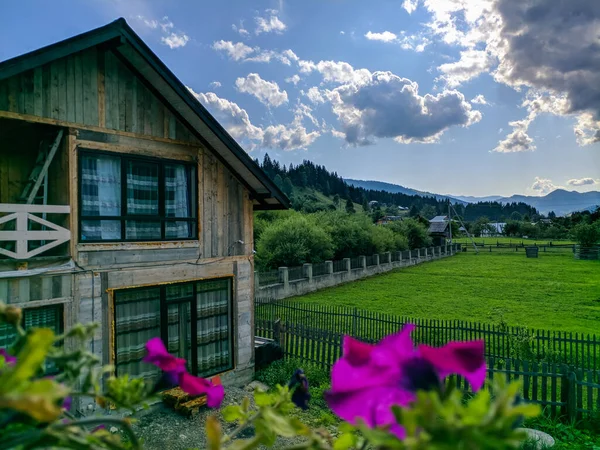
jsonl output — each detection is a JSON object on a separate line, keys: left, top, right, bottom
{"left": 345, "top": 179, "right": 467, "bottom": 205}
{"left": 345, "top": 179, "right": 599, "bottom": 216}
{"left": 494, "top": 189, "right": 600, "bottom": 216}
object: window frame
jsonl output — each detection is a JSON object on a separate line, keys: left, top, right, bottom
{"left": 78, "top": 149, "right": 198, "bottom": 243}
{"left": 113, "top": 277, "right": 234, "bottom": 379}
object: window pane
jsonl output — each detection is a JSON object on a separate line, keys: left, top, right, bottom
{"left": 115, "top": 288, "right": 161, "bottom": 383}
{"left": 81, "top": 220, "right": 121, "bottom": 241}
{"left": 166, "top": 221, "right": 193, "bottom": 239}
{"left": 127, "top": 161, "right": 159, "bottom": 215}
{"left": 167, "top": 302, "right": 193, "bottom": 373}
{"left": 196, "top": 279, "right": 232, "bottom": 377}
{"left": 165, "top": 164, "right": 192, "bottom": 218}
{"left": 125, "top": 221, "right": 161, "bottom": 240}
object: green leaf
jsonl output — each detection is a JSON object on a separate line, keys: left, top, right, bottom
{"left": 0, "top": 328, "right": 54, "bottom": 393}
{"left": 221, "top": 405, "right": 244, "bottom": 423}
{"left": 241, "top": 397, "right": 250, "bottom": 412}
{"left": 261, "top": 407, "right": 299, "bottom": 438}
{"left": 334, "top": 433, "right": 356, "bottom": 450}
{"left": 254, "top": 390, "right": 273, "bottom": 407}
{"left": 0, "top": 379, "right": 69, "bottom": 422}
{"left": 206, "top": 416, "right": 221, "bottom": 450}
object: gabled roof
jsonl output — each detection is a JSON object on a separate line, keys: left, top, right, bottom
{"left": 428, "top": 221, "right": 449, "bottom": 234}
{"left": 430, "top": 215, "right": 448, "bottom": 222}
{"left": 0, "top": 18, "right": 289, "bottom": 210}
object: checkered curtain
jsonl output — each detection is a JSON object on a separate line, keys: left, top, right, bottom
{"left": 196, "top": 279, "right": 232, "bottom": 377}
{"left": 166, "top": 284, "right": 194, "bottom": 373}
{"left": 114, "top": 288, "right": 161, "bottom": 383}
{"left": 80, "top": 155, "right": 121, "bottom": 240}
{"left": 126, "top": 161, "right": 160, "bottom": 240}
{"left": 165, "top": 164, "right": 192, "bottom": 239}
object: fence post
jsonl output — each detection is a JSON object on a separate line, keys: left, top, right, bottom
{"left": 351, "top": 307, "right": 358, "bottom": 337}
{"left": 343, "top": 258, "right": 351, "bottom": 273}
{"left": 273, "top": 318, "right": 281, "bottom": 343}
{"left": 278, "top": 267, "right": 289, "bottom": 289}
{"left": 303, "top": 263, "right": 313, "bottom": 281}
{"left": 396, "top": 251, "right": 402, "bottom": 264}
{"left": 384, "top": 252, "right": 391, "bottom": 264}
{"left": 325, "top": 260, "right": 333, "bottom": 275}
{"left": 359, "top": 255, "right": 367, "bottom": 270}
{"left": 374, "top": 254, "right": 380, "bottom": 266}
{"left": 254, "top": 271, "right": 260, "bottom": 295}
{"left": 420, "top": 248, "right": 426, "bottom": 261}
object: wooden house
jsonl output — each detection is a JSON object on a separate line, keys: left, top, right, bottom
{"left": 427, "top": 217, "right": 450, "bottom": 246}
{"left": 0, "top": 18, "right": 288, "bottom": 408}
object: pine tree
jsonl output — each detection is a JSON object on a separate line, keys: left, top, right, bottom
{"left": 273, "top": 174, "right": 284, "bottom": 190}
{"left": 362, "top": 195, "right": 369, "bottom": 213}
{"left": 282, "top": 177, "right": 294, "bottom": 196}
{"left": 345, "top": 197, "right": 356, "bottom": 214}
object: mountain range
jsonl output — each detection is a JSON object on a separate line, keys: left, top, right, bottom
{"left": 345, "top": 179, "right": 600, "bottom": 216}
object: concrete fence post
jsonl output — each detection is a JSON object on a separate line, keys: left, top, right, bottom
{"left": 396, "top": 251, "right": 403, "bottom": 264}
{"left": 419, "top": 248, "right": 425, "bottom": 260}
{"left": 254, "top": 271, "right": 260, "bottom": 294}
{"left": 384, "top": 252, "right": 391, "bottom": 264}
{"left": 359, "top": 255, "right": 367, "bottom": 270}
{"left": 325, "top": 261, "right": 333, "bottom": 275}
{"left": 278, "top": 267, "right": 289, "bottom": 289}
{"left": 303, "top": 263, "right": 313, "bottom": 281}
{"left": 343, "top": 258, "right": 351, "bottom": 273}
{"left": 374, "top": 254, "right": 380, "bottom": 266}
{"left": 436, "top": 246, "right": 441, "bottom": 257}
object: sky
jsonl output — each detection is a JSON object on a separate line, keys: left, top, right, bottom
{"left": 1, "top": 0, "right": 599, "bottom": 197}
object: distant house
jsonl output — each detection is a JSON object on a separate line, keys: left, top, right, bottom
{"left": 482, "top": 222, "right": 506, "bottom": 237}
{"left": 377, "top": 215, "right": 403, "bottom": 225}
{"left": 428, "top": 217, "right": 450, "bottom": 245}
{"left": 368, "top": 200, "right": 379, "bottom": 207}
{"left": 398, "top": 206, "right": 409, "bottom": 211}
{"left": 538, "top": 218, "right": 553, "bottom": 225}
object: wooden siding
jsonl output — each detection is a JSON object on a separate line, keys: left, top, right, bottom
{"left": 0, "top": 46, "right": 199, "bottom": 143}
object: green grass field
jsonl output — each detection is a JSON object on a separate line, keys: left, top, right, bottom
{"left": 292, "top": 251, "right": 600, "bottom": 334}
{"left": 453, "top": 236, "right": 576, "bottom": 245}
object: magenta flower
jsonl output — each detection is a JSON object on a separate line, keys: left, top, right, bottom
{"left": 325, "top": 325, "right": 486, "bottom": 439}
{"left": 143, "top": 338, "right": 225, "bottom": 408}
{"left": 0, "top": 349, "right": 17, "bottom": 365}
{"left": 179, "top": 372, "right": 225, "bottom": 408}
{"left": 143, "top": 337, "right": 187, "bottom": 374}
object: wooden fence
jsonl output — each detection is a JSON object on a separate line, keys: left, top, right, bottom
{"left": 255, "top": 300, "right": 600, "bottom": 371}
{"left": 255, "top": 318, "right": 600, "bottom": 420}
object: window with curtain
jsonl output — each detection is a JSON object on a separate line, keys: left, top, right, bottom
{"left": 80, "top": 151, "right": 196, "bottom": 242}
{"left": 114, "top": 279, "right": 233, "bottom": 382}
{"left": 0, "top": 305, "right": 63, "bottom": 373}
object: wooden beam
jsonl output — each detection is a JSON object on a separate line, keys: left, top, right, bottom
{"left": 0, "top": 110, "right": 202, "bottom": 148}
{"left": 25, "top": 129, "right": 64, "bottom": 204}
{"left": 67, "top": 130, "right": 78, "bottom": 262}
{"left": 0, "top": 204, "right": 70, "bottom": 213}
{"left": 97, "top": 48, "right": 106, "bottom": 128}
{"left": 7, "top": 296, "right": 72, "bottom": 309}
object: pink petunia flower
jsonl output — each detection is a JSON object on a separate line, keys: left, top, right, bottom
{"left": 143, "top": 338, "right": 187, "bottom": 374}
{"left": 324, "top": 324, "right": 486, "bottom": 439}
{"left": 0, "top": 349, "right": 17, "bottom": 365}
{"left": 179, "top": 373, "right": 225, "bottom": 408}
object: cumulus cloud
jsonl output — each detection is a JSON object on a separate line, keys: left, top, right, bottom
{"left": 255, "top": 9, "right": 287, "bottom": 35}
{"left": 324, "top": 70, "right": 481, "bottom": 145}
{"left": 212, "top": 40, "right": 254, "bottom": 61}
{"left": 135, "top": 15, "right": 189, "bottom": 49}
{"left": 161, "top": 32, "right": 189, "bottom": 49}
{"left": 235, "top": 74, "right": 288, "bottom": 107}
{"left": 531, "top": 177, "right": 562, "bottom": 195}
{"left": 567, "top": 178, "right": 598, "bottom": 186}
{"left": 471, "top": 94, "right": 488, "bottom": 105}
{"left": 438, "top": 50, "right": 495, "bottom": 87}
{"left": 419, "top": 0, "right": 600, "bottom": 149}
{"left": 402, "top": 0, "right": 419, "bottom": 14}
{"left": 232, "top": 22, "right": 249, "bottom": 37}
{"left": 306, "top": 87, "right": 326, "bottom": 104}
{"left": 285, "top": 74, "right": 301, "bottom": 85}
{"left": 209, "top": 81, "right": 221, "bottom": 89}
{"left": 365, "top": 31, "right": 398, "bottom": 43}
{"left": 188, "top": 88, "right": 319, "bottom": 151}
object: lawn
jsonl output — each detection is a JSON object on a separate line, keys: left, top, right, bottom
{"left": 453, "top": 236, "right": 576, "bottom": 245}
{"left": 292, "top": 251, "right": 600, "bottom": 334}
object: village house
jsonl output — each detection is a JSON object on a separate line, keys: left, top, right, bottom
{"left": 427, "top": 216, "right": 451, "bottom": 245}
{"left": 0, "top": 18, "right": 288, "bottom": 407}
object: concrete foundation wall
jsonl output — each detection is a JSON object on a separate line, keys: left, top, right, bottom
{"left": 257, "top": 244, "right": 460, "bottom": 301}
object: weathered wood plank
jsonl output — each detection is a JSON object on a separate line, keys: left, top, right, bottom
{"left": 42, "top": 64, "right": 51, "bottom": 118}
{"left": 33, "top": 67, "right": 43, "bottom": 117}
{"left": 21, "top": 70, "right": 35, "bottom": 116}
{"left": 105, "top": 51, "right": 119, "bottom": 129}
{"left": 96, "top": 49, "right": 105, "bottom": 127}
{"left": 73, "top": 53, "right": 84, "bottom": 124}
{"left": 0, "top": 80, "right": 8, "bottom": 111}
{"left": 65, "top": 56, "right": 76, "bottom": 122}
{"left": 130, "top": 77, "right": 138, "bottom": 133}
{"left": 123, "top": 64, "right": 134, "bottom": 133}
{"left": 7, "top": 75, "right": 19, "bottom": 112}
{"left": 217, "top": 164, "right": 225, "bottom": 256}
{"left": 56, "top": 58, "right": 67, "bottom": 120}
{"left": 196, "top": 148, "right": 204, "bottom": 243}
{"left": 117, "top": 57, "right": 127, "bottom": 131}
{"left": 211, "top": 154, "right": 219, "bottom": 257}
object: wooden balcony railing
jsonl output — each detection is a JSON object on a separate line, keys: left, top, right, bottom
{"left": 0, "top": 204, "right": 70, "bottom": 260}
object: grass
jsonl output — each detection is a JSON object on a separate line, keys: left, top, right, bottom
{"left": 454, "top": 236, "right": 577, "bottom": 245}
{"left": 292, "top": 251, "right": 600, "bottom": 335}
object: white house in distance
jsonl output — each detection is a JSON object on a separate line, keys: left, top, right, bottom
{"left": 482, "top": 222, "right": 506, "bottom": 237}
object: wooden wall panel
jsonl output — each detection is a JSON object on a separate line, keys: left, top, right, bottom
{"left": 0, "top": 45, "right": 199, "bottom": 144}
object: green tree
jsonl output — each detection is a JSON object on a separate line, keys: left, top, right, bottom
{"left": 273, "top": 174, "right": 284, "bottom": 190}
{"left": 396, "top": 218, "right": 432, "bottom": 249}
{"left": 282, "top": 177, "right": 294, "bottom": 197}
{"left": 548, "top": 211, "right": 556, "bottom": 219}
{"left": 332, "top": 194, "right": 341, "bottom": 210}
{"left": 345, "top": 197, "right": 356, "bottom": 214}
{"left": 362, "top": 195, "right": 369, "bottom": 213}
{"left": 420, "top": 204, "right": 437, "bottom": 220}
{"left": 409, "top": 205, "right": 419, "bottom": 217}
{"left": 256, "top": 214, "right": 334, "bottom": 268}
{"left": 503, "top": 220, "right": 521, "bottom": 237}
{"left": 510, "top": 211, "right": 522, "bottom": 221}
{"left": 571, "top": 222, "right": 600, "bottom": 247}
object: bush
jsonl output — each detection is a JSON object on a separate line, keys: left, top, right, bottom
{"left": 256, "top": 214, "right": 334, "bottom": 269}
{"left": 571, "top": 222, "right": 600, "bottom": 247}
{"left": 392, "top": 218, "right": 432, "bottom": 249}
{"left": 317, "top": 212, "right": 373, "bottom": 258}
{"left": 368, "top": 226, "right": 397, "bottom": 253}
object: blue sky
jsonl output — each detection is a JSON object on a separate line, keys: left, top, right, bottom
{"left": 1, "top": 0, "right": 599, "bottom": 197}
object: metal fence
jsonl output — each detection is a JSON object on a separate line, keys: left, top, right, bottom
{"left": 332, "top": 260, "right": 348, "bottom": 273}
{"left": 365, "top": 255, "right": 378, "bottom": 266}
{"left": 287, "top": 266, "right": 306, "bottom": 282}
{"left": 350, "top": 257, "right": 362, "bottom": 269}
{"left": 312, "top": 262, "right": 330, "bottom": 277}
{"left": 257, "top": 270, "right": 279, "bottom": 287}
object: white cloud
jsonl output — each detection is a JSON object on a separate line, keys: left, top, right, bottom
{"left": 209, "top": 81, "right": 222, "bottom": 89}
{"left": 402, "top": 0, "right": 419, "bottom": 14}
{"left": 306, "top": 87, "right": 326, "bottom": 104}
{"left": 294, "top": 103, "right": 321, "bottom": 127}
{"left": 188, "top": 88, "right": 319, "bottom": 151}
{"left": 365, "top": 31, "right": 398, "bottom": 43}
{"left": 135, "top": 16, "right": 189, "bottom": 49}
{"left": 255, "top": 9, "right": 287, "bottom": 35}
{"left": 161, "top": 32, "right": 189, "bottom": 49}
{"left": 232, "top": 23, "right": 250, "bottom": 37}
{"left": 438, "top": 50, "right": 495, "bottom": 87}
{"left": 235, "top": 73, "right": 288, "bottom": 107}
{"left": 212, "top": 40, "right": 255, "bottom": 61}
{"left": 340, "top": 31, "right": 346, "bottom": 35}
{"left": 471, "top": 94, "right": 488, "bottom": 105}
{"left": 567, "top": 178, "right": 598, "bottom": 187}
{"left": 531, "top": 177, "right": 562, "bottom": 195}
{"left": 285, "top": 74, "right": 301, "bottom": 85}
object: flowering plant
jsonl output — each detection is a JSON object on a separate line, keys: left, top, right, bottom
{"left": 0, "top": 301, "right": 539, "bottom": 449}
